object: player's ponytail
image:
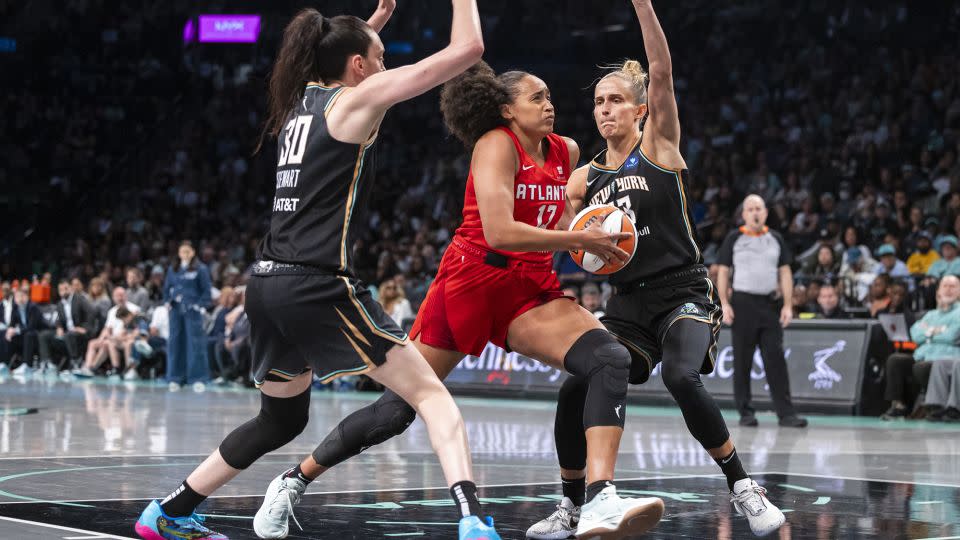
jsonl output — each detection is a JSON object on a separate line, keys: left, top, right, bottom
{"left": 440, "top": 61, "right": 529, "bottom": 149}
{"left": 600, "top": 59, "right": 649, "bottom": 105}
{"left": 257, "top": 9, "right": 373, "bottom": 153}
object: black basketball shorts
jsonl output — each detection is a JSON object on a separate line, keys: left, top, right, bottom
{"left": 245, "top": 269, "right": 408, "bottom": 387}
{"left": 602, "top": 265, "right": 722, "bottom": 384}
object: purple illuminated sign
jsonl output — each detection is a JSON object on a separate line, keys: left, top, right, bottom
{"left": 198, "top": 15, "right": 261, "bottom": 43}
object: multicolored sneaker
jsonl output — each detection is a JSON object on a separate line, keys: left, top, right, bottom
{"left": 135, "top": 499, "right": 227, "bottom": 540}
{"left": 526, "top": 496, "right": 579, "bottom": 539}
{"left": 459, "top": 515, "right": 502, "bottom": 540}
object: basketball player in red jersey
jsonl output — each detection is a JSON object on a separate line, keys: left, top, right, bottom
{"left": 257, "top": 63, "right": 666, "bottom": 539}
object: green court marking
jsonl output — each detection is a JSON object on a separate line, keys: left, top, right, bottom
{"left": 914, "top": 536, "right": 960, "bottom": 540}
{"left": 199, "top": 514, "right": 254, "bottom": 520}
{"left": 384, "top": 533, "right": 425, "bottom": 537}
{"left": 618, "top": 489, "right": 711, "bottom": 503}
{"left": 813, "top": 496, "right": 831, "bottom": 505}
{"left": 781, "top": 509, "right": 794, "bottom": 513}
{"left": 327, "top": 502, "right": 404, "bottom": 510}
{"left": 367, "top": 521, "right": 458, "bottom": 526}
{"left": 778, "top": 484, "right": 815, "bottom": 493}
{"left": 0, "top": 408, "right": 38, "bottom": 416}
{"left": 913, "top": 500, "right": 944, "bottom": 505}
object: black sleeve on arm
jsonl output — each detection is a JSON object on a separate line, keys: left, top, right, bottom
{"left": 718, "top": 230, "right": 739, "bottom": 267}
{"left": 771, "top": 230, "right": 793, "bottom": 267}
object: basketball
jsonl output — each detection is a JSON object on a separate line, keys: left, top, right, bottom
{"left": 568, "top": 204, "right": 638, "bottom": 274}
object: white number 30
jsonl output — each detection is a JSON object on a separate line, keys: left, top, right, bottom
{"left": 278, "top": 115, "right": 313, "bottom": 167}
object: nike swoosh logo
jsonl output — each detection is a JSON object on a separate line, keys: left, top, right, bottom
{"left": 721, "top": 453, "right": 736, "bottom": 464}
{"left": 522, "top": 165, "right": 534, "bottom": 171}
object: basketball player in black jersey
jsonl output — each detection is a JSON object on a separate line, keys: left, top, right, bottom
{"left": 525, "top": 2, "right": 786, "bottom": 539}
{"left": 134, "top": 3, "right": 502, "bottom": 540}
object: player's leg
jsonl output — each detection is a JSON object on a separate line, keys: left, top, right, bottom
{"left": 302, "top": 339, "right": 462, "bottom": 478}
{"left": 507, "top": 298, "right": 663, "bottom": 538}
{"left": 135, "top": 373, "right": 313, "bottom": 540}
{"left": 659, "top": 318, "right": 784, "bottom": 536}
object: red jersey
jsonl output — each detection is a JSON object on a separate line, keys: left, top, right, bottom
{"left": 454, "top": 126, "right": 570, "bottom": 265}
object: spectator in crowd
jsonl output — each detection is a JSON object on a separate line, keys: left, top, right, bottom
{"left": 208, "top": 286, "right": 238, "bottom": 384}
{"left": 164, "top": 240, "right": 212, "bottom": 391}
{"left": 875, "top": 244, "right": 910, "bottom": 282}
{"left": 579, "top": 282, "right": 604, "bottom": 318}
{"left": 804, "top": 244, "right": 840, "bottom": 282}
{"left": 815, "top": 284, "right": 849, "bottom": 320}
{"left": 76, "top": 306, "right": 136, "bottom": 378}
{"left": 866, "top": 275, "right": 894, "bottom": 318}
{"left": 0, "top": 284, "right": 15, "bottom": 370}
{"left": 71, "top": 278, "right": 85, "bottom": 298}
{"left": 839, "top": 226, "right": 875, "bottom": 271}
{"left": 907, "top": 232, "right": 939, "bottom": 276}
{"left": 38, "top": 280, "right": 97, "bottom": 371}
{"left": 6, "top": 288, "right": 48, "bottom": 375}
{"left": 222, "top": 287, "right": 250, "bottom": 385}
{"left": 378, "top": 278, "right": 414, "bottom": 327}
{"left": 87, "top": 277, "right": 112, "bottom": 329}
{"left": 146, "top": 265, "right": 166, "bottom": 306}
{"left": 791, "top": 283, "right": 809, "bottom": 318}
{"left": 923, "top": 359, "right": 960, "bottom": 422}
{"left": 879, "top": 281, "right": 917, "bottom": 327}
{"left": 882, "top": 275, "right": 960, "bottom": 420}
{"left": 126, "top": 304, "right": 169, "bottom": 381}
{"left": 926, "top": 235, "right": 960, "bottom": 279}
{"left": 841, "top": 247, "right": 879, "bottom": 304}
{"left": 125, "top": 267, "right": 150, "bottom": 310}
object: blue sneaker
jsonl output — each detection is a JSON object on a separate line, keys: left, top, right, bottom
{"left": 135, "top": 499, "right": 227, "bottom": 540}
{"left": 459, "top": 515, "right": 501, "bottom": 540}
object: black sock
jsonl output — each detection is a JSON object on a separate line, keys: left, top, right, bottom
{"left": 450, "top": 480, "right": 482, "bottom": 519}
{"left": 561, "top": 476, "right": 586, "bottom": 507}
{"left": 586, "top": 480, "right": 613, "bottom": 504}
{"left": 714, "top": 449, "right": 748, "bottom": 492}
{"left": 283, "top": 464, "right": 312, "bottom": 485}
{"left": 160, "top": 480, "right": 207, "bottom": 518}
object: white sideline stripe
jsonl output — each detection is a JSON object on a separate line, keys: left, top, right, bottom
{"left": 0, "top": 516, "right": 137, "bottom": 539}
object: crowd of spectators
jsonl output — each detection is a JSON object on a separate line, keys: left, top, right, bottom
{"left": 2, "top": 1, "right": 960, "bottom": 415}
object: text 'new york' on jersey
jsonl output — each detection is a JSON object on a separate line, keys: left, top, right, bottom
{"left": 583, "top": 137, "right": 702, "bottom": 285}
{"left": 258, "top": 83, "right": 378, "bottom": 275}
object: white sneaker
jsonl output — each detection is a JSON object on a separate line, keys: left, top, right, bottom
{"left": 254, "top": 473, "right": 307, "bottom": 539}
{"left": 0, "top": 363, "right": 9, "bottom": 377}
{"left": 73, "top": 367, "right": 95, "bottom": 378}
{"left": 12, "top": 363, "right": 32, "bottom": 376}
{"left": 192, "top": 381, "right": 206, "bottom": 392}
{"left": 168, "top": 381, "right": 182, "bottom": 392}
{"left": 212, "top": 376, "right": 226, "bottom": 385}
{"left": 731, "top": 478, "right": 785, "bottom": 536}
{"left": 124, "top": 369, "right": 140, "bottom": 381}
{"left": 575, "top": 484, "right": 664, "bottom": 539}
{"left": 526, "top": 496, "right": 579, "bottom": 539}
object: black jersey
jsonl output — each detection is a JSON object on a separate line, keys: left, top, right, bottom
{"left": 583, "top": 138, "right": 702, "bottom": 285}
{"left": 258, "top": 84, "right": 378, "bottom": 275}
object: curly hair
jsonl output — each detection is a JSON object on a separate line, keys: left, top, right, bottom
{"left": 440, "top": 61, "right": 530, "bottom": 148}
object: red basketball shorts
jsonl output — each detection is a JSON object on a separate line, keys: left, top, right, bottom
{"left": 410, "top": 238, "right": 571, "bottom": 356}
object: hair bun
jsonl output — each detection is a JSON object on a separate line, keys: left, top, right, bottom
{"left": 620, "top": 60, "right": 649, "bottom": 87}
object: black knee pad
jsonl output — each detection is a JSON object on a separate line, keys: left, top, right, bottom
{"left": 312, "top": 391, "right": 415, "bottom": 467}
{"left": 564, "top": 329, "right": 630, "bottom": 429}
{"left": 660, "top": 360, "right": 702, "bottom": 394}
{"left": 219, "top": 388, "right": 310, "bottom": 470}
{"left": 554, "top": 375, "right": 588, "bottom": 470}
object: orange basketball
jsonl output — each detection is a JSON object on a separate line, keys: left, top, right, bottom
{"left": 567, "top": 204, "right": 637, "bottom": 274}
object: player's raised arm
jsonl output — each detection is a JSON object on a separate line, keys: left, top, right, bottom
{"left": 366, "top": 0, "right": 396, "bottom": 33}
{"left": 340, "top": 0, "right": 483, "bottom": 116}
{"left": 631, "top": 0, "right": 680, "bottom": 146}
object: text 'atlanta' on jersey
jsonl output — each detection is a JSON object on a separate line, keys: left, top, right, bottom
{"left": 258, "top": 84, "right": 377, "bottom": 275}
{"left": 584, "top": 136, "right": 702, "bottom": 285}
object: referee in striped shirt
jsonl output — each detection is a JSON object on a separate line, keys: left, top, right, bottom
{"left": 716, "top": 195, "right": 808, "bottom": 428}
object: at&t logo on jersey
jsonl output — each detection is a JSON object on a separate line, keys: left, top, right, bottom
{"left": 625, "top": 155, "right": 640, "bottom": 170}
